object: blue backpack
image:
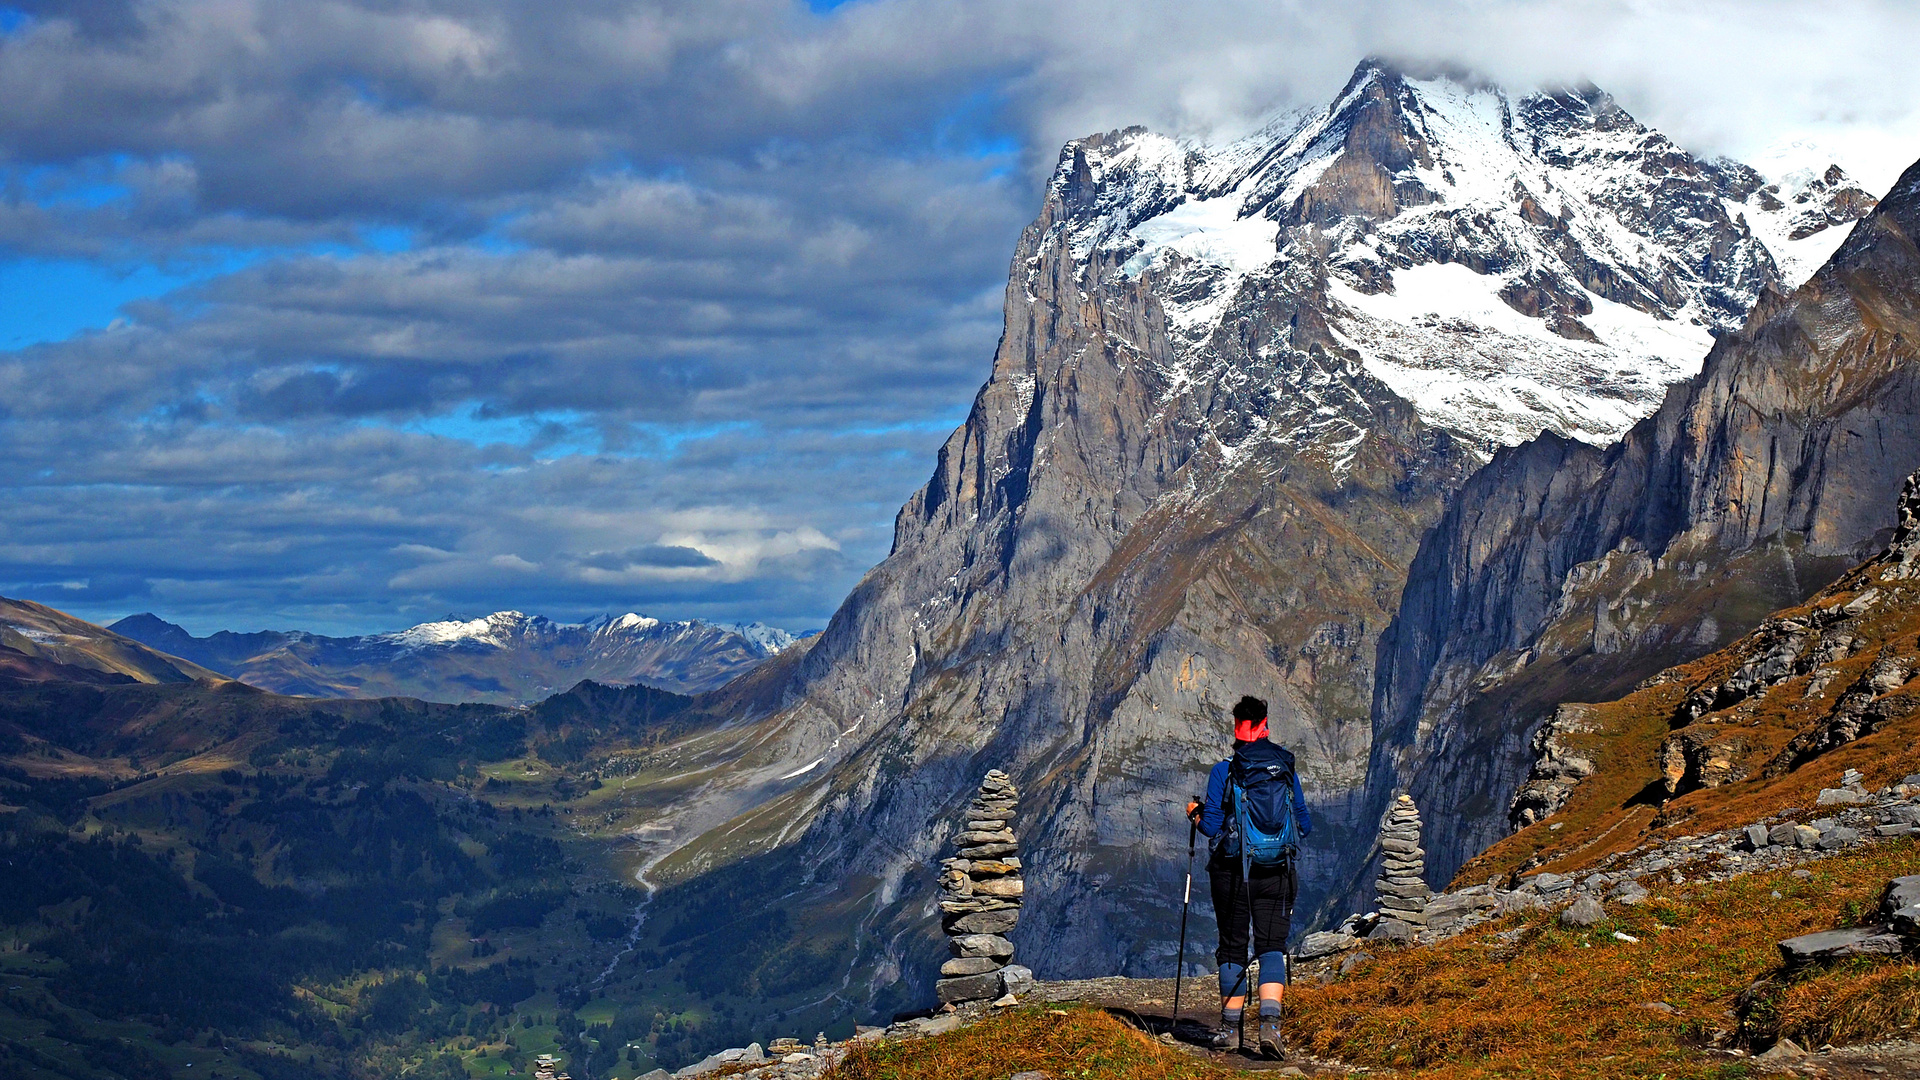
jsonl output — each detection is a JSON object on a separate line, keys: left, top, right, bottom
{"left": 1226, "top": 751, "right": 1302, "bottom": 874}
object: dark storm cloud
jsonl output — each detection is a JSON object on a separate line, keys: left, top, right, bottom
{"left": 0, "top": 0, "right": 1915, "bottom": 635}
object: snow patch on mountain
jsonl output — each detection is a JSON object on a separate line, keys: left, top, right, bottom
{"left": 379, "top": 609, "right": 794, "bottom": 657}
{"left": 1046, "top": 63, "right": 1880, "bottom": 461}
{"left": 1328, "top": 263, "right": 1711, "bottom": 446}
{"left": 715, "top": 622, "right": 798, "bottom": 654}
{"left": 380, "top": 611, "right": 547, "bottom": 650}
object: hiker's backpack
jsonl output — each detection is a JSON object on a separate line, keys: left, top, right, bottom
{"left": 1227, "top": 752, "right": 1301, "bottom": 872}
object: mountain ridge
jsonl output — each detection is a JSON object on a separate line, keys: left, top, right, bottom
{"left": 109, "top": 609, "right": 803, "bottom": 704}
{"left": 0, "top": 595, "right": 225, "bottom": 686}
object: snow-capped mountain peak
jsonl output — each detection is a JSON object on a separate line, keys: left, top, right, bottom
{"left": 1038, "top": 59, "right": 1878, "bottom": 458}
{"left": 714, "top": 622, "right": 799, "bottom": 654}
{"left": 379, "top": 610, "right": 551, "bottom": 650}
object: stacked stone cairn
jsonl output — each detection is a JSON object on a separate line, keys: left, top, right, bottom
{"left": 1374, "top": 794, "right": 1431, "bottom": 932}
{"left": 935, "top": 770, "right": 1031, "bottom": 1004}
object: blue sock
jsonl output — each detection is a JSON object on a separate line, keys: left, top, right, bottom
{"left": 1259, "top": 999, "right": 1281, "bottom": 1018}
{"left": 1218, "top": 962, "right": 1247, "bottom": 999}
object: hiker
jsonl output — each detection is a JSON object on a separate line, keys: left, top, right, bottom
{"left": 1186, "top": 695, "right": 1311, "bottom": 1058}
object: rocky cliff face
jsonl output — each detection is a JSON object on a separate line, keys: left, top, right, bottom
{"left": 1370, "top": 156, "right": 1920, "bottom": 895}
{"left": 612, "top": 60, "right": 1886, "bottom": 1020}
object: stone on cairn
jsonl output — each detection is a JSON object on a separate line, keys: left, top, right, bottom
{"left": 935, "top": 770, "right": 1025, "bottom": 1004}
{"left": 1374, "top": 794, "right": 1430, "bottom": 931}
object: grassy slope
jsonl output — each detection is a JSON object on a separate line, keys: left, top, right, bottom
{"left": 0, "top": 597, "right": 225, "bottom": 685}
{"left": 833, "top": 841, "right": 1919, "bottom": 1079}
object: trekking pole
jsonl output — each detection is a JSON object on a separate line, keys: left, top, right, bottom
{"left": 1172, "top": 805, "right": 1198, "bottom": 1028}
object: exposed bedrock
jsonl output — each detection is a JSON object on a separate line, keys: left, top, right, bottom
{"left": 1364, "top": 156, "right": 1920, "bottom": 899}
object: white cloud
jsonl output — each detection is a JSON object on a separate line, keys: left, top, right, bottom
{"left": 2, "top": 0, "right": 1917, "bottom": 635}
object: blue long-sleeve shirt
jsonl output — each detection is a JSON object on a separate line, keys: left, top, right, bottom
{"left": 1198, "top": 743, "right": 1312, "bottom": 844}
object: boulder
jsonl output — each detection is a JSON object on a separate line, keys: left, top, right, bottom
{"left": 917, "top": 1013, "right": 965, "bottom": 1034}
{"left": 1777, "top": 928, "right": 1907, "bottom": 967}
{"left": 1606, "top": 880, "right": 1650, "bottom": 905}
{"left": 1890, "top": 904, "right": 1920, "bottom": 937}
{"left": 1741, "top": 824, "right": 1771, "bottom": 850}
{"left": 1882, "top": 875, "right": 1920, "bottom": 915}
{"left": 675, "top": 1044, "right": 766, "bottom": 1078}
{"left": 1368, "top": 919, "right": 1416, "bottom": 942}
{"left": 1817, "top": 787, "right": 1872, "bottom": 806}
{"left": 1560, "top": 895, "right": 1606, "bottom": 927}
{"left": 1496, "top": 891, "right": 1547, "bottom": 915}
{"left": 1768, "top": 823, "right": 1800, "bottom": 845}
{"left": 1423, "top": 892, "right": 1496, "bottom": 922}
{"left": 999, "top": 965, "right": 1035, "bottom": 996}
{"left": 1754, "top": 1037, "right": 1808, "bottom": 1063}
{"left": 1792, "top": 824, "right": 1822, "bottom": 847}
{"left": 1816, "top": 826, "right": 1860, "bottom": 850}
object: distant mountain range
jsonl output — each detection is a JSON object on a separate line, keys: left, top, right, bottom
{"left": 109, "top": 609, "right": 801, "bottom": 703}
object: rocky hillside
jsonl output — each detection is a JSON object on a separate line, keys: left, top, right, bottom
{"left": 592, "top": 57, "right": 1889, "bottom": 1025}
{"left": 109, "top": 609, "right": 799, "bottom": 703}
{"left": 0, "top": 596, "right": 223, "bottom": 685}
{"left": 1459, "top": 463, "right": 1920, "bottom": 886}
{"left": 1370, "top": 154, "right": 1920, "bottom": 896}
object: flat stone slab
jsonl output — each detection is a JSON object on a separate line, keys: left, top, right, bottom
{"left": 973, "top": 878, "right": 1024, "bottom": 897}
{"left": 1778, "top": 928, "right": 1907, "bottom": 966}
{"left": 1296, "top": 931, "right": 1358, "bottom": 958}
{"left": 946, "top": 909, "right": 1019, "bottom": 935}
{"left": 940, "top": 955, "right": 1003, "bottom": 976}
{"left": 1368, "top": 919, "right": 1416, "bottom": 942}
{"left": 950, "top": 933, "right": 1015, "bottom": 959}
{"left": 936, "top": 971, "right": 1003, "bottom": 1004}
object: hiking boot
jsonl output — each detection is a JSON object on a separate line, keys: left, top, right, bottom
{"left": 1257, "top": 1009, "right": 1284, "bottom": 1059}
{"left": 1208, "top": 1009, "right": 1242, "bottom": 1051}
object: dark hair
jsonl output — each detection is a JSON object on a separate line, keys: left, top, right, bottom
{"left": 1231, "top": 695, "right": 1267, "bottom": 722}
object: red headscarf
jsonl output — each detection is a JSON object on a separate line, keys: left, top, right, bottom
{"left": 1233, "top": 714, "right": 1269, "bottom": 742}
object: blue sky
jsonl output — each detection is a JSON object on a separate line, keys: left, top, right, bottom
{"left": 0, "top": 0, "right": 1915, "bottom": 636}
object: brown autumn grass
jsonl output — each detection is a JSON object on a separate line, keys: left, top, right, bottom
{"left": 827, "top": 1005, "right": 1234, "bottom": 1080}
{"left": 834, "top": 840, "right": 1919, "bottom": 1079}
{"left": 1460, "top": 570, "right": 1920, "bottom": 888}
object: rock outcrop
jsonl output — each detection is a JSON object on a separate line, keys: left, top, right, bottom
{"left": 1368, "top": 154, "right": 1920, "bottom": 896}
{"left": 936, "top": 772, "right": 1029, "bottom": 1004}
